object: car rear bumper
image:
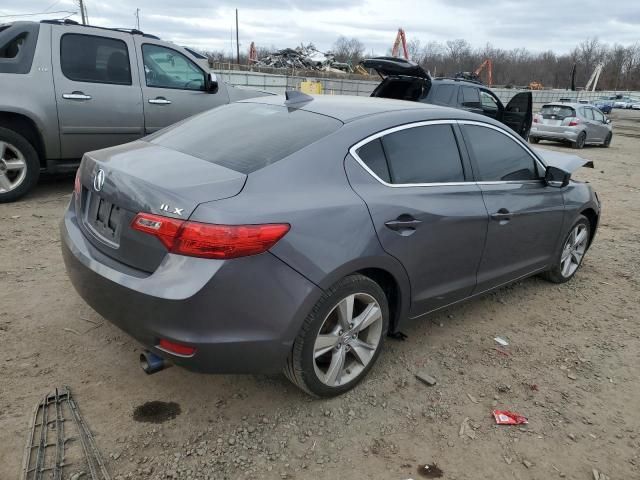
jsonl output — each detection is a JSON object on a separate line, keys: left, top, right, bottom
{"left": 60, "top": 200, "right": 323, "bottom": 374}
{"left": 530, "top": 125, "right": 580, "bottom": 142}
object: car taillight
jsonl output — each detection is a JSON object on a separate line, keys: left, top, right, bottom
{"left": 131, "top": 212, "right": 290, "bottom": 259}
{"left": 568, "top": 118, "right": 580, "bottom": 126}
{"left": 533, "top": 114, "right": 540, "bottom": 123}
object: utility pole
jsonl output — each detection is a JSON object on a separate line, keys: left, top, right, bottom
{"left": 135, "top": 8, "right": 140, "bottom": 30}
{"left": 235, "top": 9, "right": 240, "bottom": 65}
{"left": 78, "top": 0, "right": 87, "bottom": 25}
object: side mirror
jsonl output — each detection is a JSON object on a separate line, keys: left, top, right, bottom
{"left": 545, "top": 166, "right": 570, "bottom": 188}
{"left": 605, "top": 117, "right": 611, "bottom": 124}
{"left": 205, "top": 72, "right": 218, "bottom": 94}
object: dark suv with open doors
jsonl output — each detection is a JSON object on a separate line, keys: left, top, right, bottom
{"left": 362, "top": 57, "right": 532, "bottom": 139}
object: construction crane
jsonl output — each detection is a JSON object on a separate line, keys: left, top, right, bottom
{"left": 474, "top": 59, "right": 493, "bottom": 86}
{"left": 585, "top": 63, "right": 604, "bottom": 91}
{"left": 391, "top": 28, "right": 408, "bottom": 60}
{"left": 248, "top": 41, "right": 257, "bottom": 64}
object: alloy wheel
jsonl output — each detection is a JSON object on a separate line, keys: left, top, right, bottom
{"left": 560, "top": 224, "right": 588, "bottom": 278}
{"left": 313, "top": 293, "right": 383, "bottom": 387}
{"left": 0, "top": 141, "right": 27, "bottom": 194}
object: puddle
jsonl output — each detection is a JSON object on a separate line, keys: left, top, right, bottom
{"left": 417, "top": 463, "right": 444, "bottom": 478}
{"left": 132, "top": 401, "right": 181, "bottom": 423}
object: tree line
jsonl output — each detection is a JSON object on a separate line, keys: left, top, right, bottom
{"left": 204, "top": 36, "right": 640, "bottom": 91}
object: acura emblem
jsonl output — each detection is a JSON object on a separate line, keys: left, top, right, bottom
{"left": 93, "top": 169, "right": 105, "bottom": 192}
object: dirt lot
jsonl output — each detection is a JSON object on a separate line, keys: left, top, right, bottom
{"left": 1, "top": 110, "right": 639, "bottom": 480}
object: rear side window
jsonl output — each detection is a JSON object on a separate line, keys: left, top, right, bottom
{"left": 463, "top": 125, "right": 537, "bottom": 181}
{"left": 150, "top": 103, "right": 341, "bottom": 174}
{"left": 429, "top": 84, "right": 456, "bottom": 105}
{"left": 582, "top": 108, "right": 594, "bottom": 120}
{"left": 61, "top": 34, "right": 131, "bottom": 85}
{"left": 540, "top": 105, "right": 575, "bottom": 119}
{"left": 356, "top": 138, "right": 390, "bottom": 182}
{"left": 376, "top": 124, "right": 465, "bottom": 184}
{"left": 459, "top": 87, "right": 481, "bottom": 108}
{"left": 0, "top": 23, "right": 39, "bottom": 74}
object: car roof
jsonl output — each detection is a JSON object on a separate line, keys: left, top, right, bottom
{"left": 239, "top": 94, "right": 484, "bottom": 123}
{"left": 432, "top": 77, "right": 485, "bottom": 87}
{"left": 542, "top": 102, "right": 590, "bottom": 108}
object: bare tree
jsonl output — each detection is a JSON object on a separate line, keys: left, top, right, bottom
{"left": 332, "top": 36, "right": 365, "bottom": 66}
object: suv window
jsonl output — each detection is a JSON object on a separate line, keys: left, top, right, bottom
{"left": 463, "top": 125, "right": 538, "bottom": 181}
{"left": 582, "top": 108, "right": 594, "bottom": 120}
{"left": 375, "top": 124, "right": 464, "bottom": 184}
{"left": 480, "top": 91, "right": 499, "bottom": 112}
{"left": 356, "top": 138, "right": 391, "bottom": 182}
{"left": 150, "top": 103, "right": 341, "bottom": 174}
{"left": 459, "top": 87, "right": 481, "bottom": 109}
{"left": 0, "top": 32, "right": 26, "bottom": 59}
{"left": 142, "top": 44, "right": 204, "bottom": 91}
{"left": 430, "top": 84, "right": 456, "bottom": 106}
{"left": 61, "top": 34, "right": 131, "bottom": 85}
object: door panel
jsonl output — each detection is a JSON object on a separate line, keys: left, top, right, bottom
{"left": 52, "top": 28, "right": 144, "bottom": 158}
{"left": 474, "top": 182, "right": 564, "bottom": 292}
{"left": 347, "top": 161, "right": 488, "bottom": 316}
{"left": 134, "top": 38, "right": 230, "bottom": 133}
{"left": 503, "top": 91, "right": 532, "bottom": 138}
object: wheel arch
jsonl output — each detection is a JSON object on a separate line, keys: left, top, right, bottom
{"left": 580, "top": 207, "right": 599, "bottom": 247}
{"left": 0, "top": 112, "right": 46, "bottom": 167}
{"left": 318, "top": 257, "right": 411, "bottom": 334}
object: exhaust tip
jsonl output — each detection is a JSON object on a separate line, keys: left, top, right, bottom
{"left": 140, "top": 350, "right": 170, "bottom": 375}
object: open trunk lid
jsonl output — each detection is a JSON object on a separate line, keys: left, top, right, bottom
{"left": 76, "top": 141, "right": 246, "bottom": 273}
{"left": 361, "top": 57, "right": 430, "bottom": 79}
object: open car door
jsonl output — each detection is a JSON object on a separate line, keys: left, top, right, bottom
{"left": 362, "top": 57, "right": 432, "bottom": 101}
{"left": 501, "top": 91, "right": 532, "bottom": 139}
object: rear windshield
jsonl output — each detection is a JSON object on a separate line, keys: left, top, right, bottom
{"left": 149, "top": 102, "right": 341, "bottom": 174}
{"left": 540, "top": 105, "right": 575, "bottom": 118}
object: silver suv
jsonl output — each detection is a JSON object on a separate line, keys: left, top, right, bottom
{"left": 529, "top": 102, "right": 612, "bottom": 149}
{"left": 0, "top": 19, "right": 267, "bottom": 202}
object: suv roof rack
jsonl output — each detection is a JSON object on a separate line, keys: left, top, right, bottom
{"left": 434, "top": 76, "right": 484, "bottom": 85}
{"left": 40, "top": 19, "right": 160, "bottom": 39}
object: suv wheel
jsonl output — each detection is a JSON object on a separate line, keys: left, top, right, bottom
{"left": 284, "top": 274, "right": 389, "bottom": 397}
{"left": 0, "top": 127, "right": 40, "bottom": 203}
{"left": 529, "top": 137, "right": 540, "bottom": 144}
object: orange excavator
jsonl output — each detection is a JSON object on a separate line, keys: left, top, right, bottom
{"left": 391, "top": 28, "right": 409, "bottom": 60}
{"left": 474, "top": 59, "right": 493, "bottom": 86}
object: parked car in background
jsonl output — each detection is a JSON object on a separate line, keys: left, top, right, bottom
{"left": 593, "top": 98, "right": 614, "bottom": 114}
{"left": 361, "top": 57, "right": 533, "bottom": 139}
{"left": 632, "top": 101, "right": 640, "bottom": 110}
{"left": 530, "top": 102, "right": 612, "bottom": 148}
{"left": 613, "top": 96, "right": 633, "bottom": 109}
{"left": 61, "top": 93, "right": 599, "bottom": 397}
{"left": 0, "top": 19, "right": 269, "bottom": 202}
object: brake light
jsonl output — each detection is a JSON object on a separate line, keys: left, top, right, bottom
{"left": 158, "top": 338, "right": 196, "bottom": 356}
{"left": 131, "top": 213, "right": 290, "bottom": 259}
{"left": 533, "top": 114, "right": 541, "bottom": 123}
{"left": 568, "top": 118, "right": 580, "bottom": 126}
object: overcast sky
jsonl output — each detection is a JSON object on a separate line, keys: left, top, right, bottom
{"left": 2, "top": 0, "right": 639, "bottom": 55}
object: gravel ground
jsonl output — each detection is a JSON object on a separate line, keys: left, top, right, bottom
{"left": 1, "top": 110, "right": 639, "bottom": 480}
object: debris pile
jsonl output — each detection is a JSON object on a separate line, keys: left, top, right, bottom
{"left": 255, "top": 44, "right": 351, "bottom": 73}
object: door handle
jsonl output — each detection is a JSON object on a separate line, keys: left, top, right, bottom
{"left": 148, "top": 97, "right": 172, "bottom": 105}
{"left": 385, "top": 215, "right": 422, "bottom": 234}
{"left": 62, "top": 92, "right": 92, "bottom": 100}
{"left": 490, "top": 208, "right": 511, "bottom": 222}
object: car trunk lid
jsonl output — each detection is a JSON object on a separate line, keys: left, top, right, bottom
{"left": 361, "top": 57, "right": 430, "bottom": 79}
{"left": 76, "top": 141, "right": 246, "bottom": 273}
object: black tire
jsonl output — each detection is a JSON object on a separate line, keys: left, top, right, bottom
{"left": 0, "top": 127, "right": 40, "bottom": 203}
{"left": 541, "top": 215, "right": 590, "bottom": 284}
{"left": 284, "top": 274, "right": 389, "bottom": 397}
{"left": 529, "top": 137, "right": 540, "bottom": 144}
{"left": 602, "top": 132, "right": 612, "bottom": 148}
{"left": 572, "top": 131, "right": 586, "bottom": 149}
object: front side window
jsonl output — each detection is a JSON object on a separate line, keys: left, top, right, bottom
{"left": 363, "top": 124, "right": 465, "bottom": 184}
{"left": 60, "top": 34, "right": 131, "bottom": 85}
{"left": 463, "top": 125, "right": 538, "bottom": 181}
{"left": 592, "top": 109, "right": 605, "bottom": 122}
{"left": 142, "top": 44, "right": 204, "bottom": 91}
{"left": 480, "top": 90, "right": 499, "bottom": 112}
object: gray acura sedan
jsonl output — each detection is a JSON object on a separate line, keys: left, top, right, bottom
{"left": 61, "top": 93, "right": 600, "bottom": 397}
